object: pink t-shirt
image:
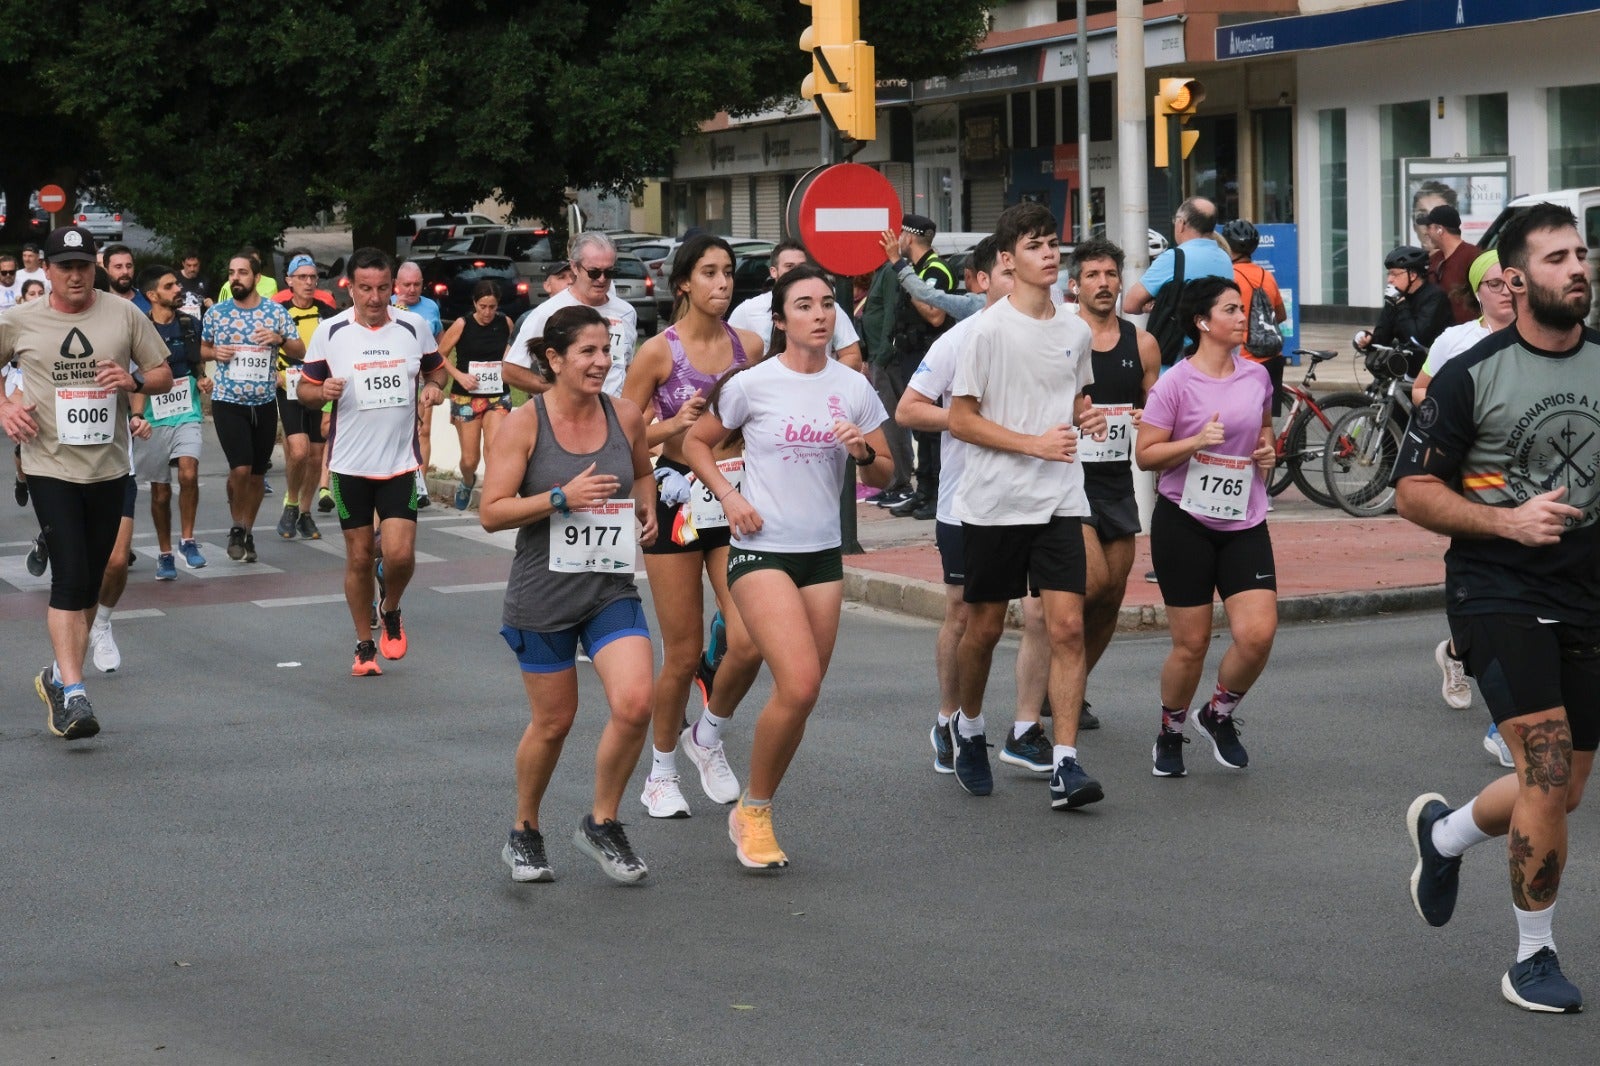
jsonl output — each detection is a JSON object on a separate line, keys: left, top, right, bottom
{"left": 1142, "top": 354, "right": 1273, "bottom": 530}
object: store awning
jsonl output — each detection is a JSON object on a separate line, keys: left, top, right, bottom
{"left": 1215, "top": 0, "right": 1600, "bottom": 60}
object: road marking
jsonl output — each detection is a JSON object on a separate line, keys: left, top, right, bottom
{"left": 0, "top": 556, "right": 52, "bottom": 592}
{"left": 435, "top": 525, "right": 519, "bottom": 550}
{"left": 297, "top": 539, "right": 444, "bottom": 564}
{"left": 430, "top": 582, "right": 506, "bottom": 594}
{"left": 110, "top": 609, "right": 165, "bottom": 620}
{"left": 252, "top": 594, "right": 347, "bottom": 608}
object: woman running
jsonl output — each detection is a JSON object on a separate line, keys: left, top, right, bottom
{"left": 683, "top": 265, "right": 892, "bottom": 870}
{"left": 439, "top": 279, "right": 513, "bottom": 509}
{"left": 622, "top": 233, "right": 765, "bottom": 819}
{"left": 481, "top": 304, "right": 659, "bottom": 884}
{"left": 1135, "top": 275, "right": 1277, "bottom": 779}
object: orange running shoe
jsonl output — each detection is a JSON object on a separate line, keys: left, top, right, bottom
{"left": 379, "top": 609, "right": 407, "bottom": 660}
{"left": 352, "top": 639, "right": 382, "bottom": 677}
{"left": 728, "top": 796, "right": 788, "bottom": 869}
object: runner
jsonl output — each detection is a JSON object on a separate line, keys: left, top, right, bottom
{"left": 0, "top": 224, "right": 173, "bottom": 739}
{"left": 684, "top": 264, "right": 891, "bottom": 869}
{"left": 437, "top": 279, "right": 512, "bottom": 510}
{"left": 392, "top": 261, "right": 443, "bottom": 508}
{"left": 1396, "top": 203, "right": 1597, "bottom": 1014}
{"left": 946, "top": 202, "right": 1108, "bottom": 812}
{"left": 504, "top": 232, "right": 636, "bottom": 399}
{"left": 202, "top": 252, "right": 301, "bottom": 563}
{"left": 726, "top": 237, "right": 862, "bottom": 367}
{"left": 295, "top": 248, "right": 447, "bottom": 677}
{"left": 621, "top": 233, "right": 764, "bottom": 818}
{"left": 1134, "top": 275, "right": 1277, "bottom": 778}
{"left": 274, "top": 253, "right": 336, "bottom": 540}
{"left": 481, "top": 304, "right": 658, "bottom": 884}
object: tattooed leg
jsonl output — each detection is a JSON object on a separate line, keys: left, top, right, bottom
{"left": 1505, "top": 714, "right": 1574, "bottom": 910}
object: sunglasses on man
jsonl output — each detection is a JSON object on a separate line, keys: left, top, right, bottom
{"left": 575, "top": 264, "right": 617, "bottom": 281}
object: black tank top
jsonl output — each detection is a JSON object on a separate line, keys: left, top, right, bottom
{"left": 1083, "top": 319, "right": 1142, "bottom": 498}
{"left": 451, "top": 312, "right": 512, "bottom": 397}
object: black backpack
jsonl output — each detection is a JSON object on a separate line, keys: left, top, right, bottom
{"left": 1146, "top": 248, "right": 1187, "bottom": 366}
{"left": 1241, "top": 264, "right": 1284, "bottom": 357}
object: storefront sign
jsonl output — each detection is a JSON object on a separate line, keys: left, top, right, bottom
{"left": 1255, "top": 224, "right": 1300, "bottom": 362}
{"left": 1216, "top": 0, "right": 1600, "bottom": 60}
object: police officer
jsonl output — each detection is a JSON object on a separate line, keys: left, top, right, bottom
{"left": 880, "top": 213, "right": 953, "bottom": 519}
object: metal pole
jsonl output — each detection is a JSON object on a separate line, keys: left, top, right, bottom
{"left": 1116, "top": 0, "right": 1157, "bottom": 533}
{"left": 1075, "top": 0, "right": 1091, "bottom": 242}
{"left": 821, "top": 119, "right": 864, "bottom": 555}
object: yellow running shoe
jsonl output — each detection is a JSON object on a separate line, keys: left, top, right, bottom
{"left": 728, "top": 796, "right": 788, "bottom": 869}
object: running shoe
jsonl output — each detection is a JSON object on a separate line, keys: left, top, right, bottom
{"left": 379, "top": 609, "right": 407, "bottom": 660}
{"left": 692, "top": 656, "right": 716, "bottom": 711}
{"left": 1049, "top": 755, "right": 1104, "bottom": 810}
{"left": 1079, "top": 699, "right": 1101, "bottom": 731}
{"left": 58, "top": 692, "right": 100, "bottom": 741}
{"left": 352, "top": 639, "right": 382, "bottom": 677}
{"left": 888, "top": 491, "right": 924, "bottom": 517}
{"left": 706, "top": 610, "right": 727, "bottom": 670}
{"left": 1194, "top": 706, "right": 1248, "bottom": 769}
{"left": 276, "top": 504, "right": 299, "bottom": 540}
{"left": 1406, "top": 792, "right": 1461, "bottom": 928}
{"left": 415, "top": 471, "right": 433, "bottom": 510}
{"left": 155, "top": 553, "right": 177, "bottom": 581}
{"left": 573, "top": 815, "right": 648, "bottom": 884}
{"left": 948, "top": 717, "right": 993, "bottom": 796}
{"left": 1484, "top": 723, "right": 1514, "bottom": 768}
{"left": 297, "top": 512, "right": 321, "bottom": 540}
{"left": 930, "top": 720, "right": 954, "bottom": 774}
{"left": 874, "top": 488, "right": 914, "bottom": 508}
{"left": 26, "top": 529, "right": 48, "bottom": 577}
{"left": 226, "top": 525, "right": 246, "bottom": 561}
{"left": 502, "top": 825, "right": 554, "bottom": 883}
{"left": 90, "top": 620, "right": 121, "bottom": 673}
{"left": 1435, "top": 640, "right": 1472, "bottom": 710}
{"left": 317, "top": 487, "right": 335, "bottom": 514}
{"left": 1502, "top": 948, "right": 1583, "bottom": 1014}
{"left": 911, "top": 497, "right": 936, "bottom": 520}
{"left": 728, "top": 798, "right": 787, "bottom": 869}
{"left": 243, "top": 534, "right": 258, "bottom": 564}
{"left": 14, "top": 478, "right": 26, "bottom": 507}
{"left": 36, "top": 667, "right": 85, "bottom": 738}
{"left": 1152, "top": 730, "right": 1189, "bottom": 777}
{"left": 179, "top": 539, "right": 207, "bottom": 569}
{"left": 999, "top": 723, "right": 1054, "bottom": 773}
{"left": 453, "top": 481, "right": 472, "bottom": 511}
{"left": 640, "top": 774, "right": 691, "bottom": 819}
{"left": 680, "top": 723, "right": 740, "bottom": 803}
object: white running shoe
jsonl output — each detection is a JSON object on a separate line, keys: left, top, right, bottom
{"left": 1435, "top": 640, "right": 1472, "bottom": 709}
{"left": 1484, "top": 723, "right": 1514, "bottom": 768}
{"left": 90, "top": 620, "right": 121, "bottom": 673}
{"left": 640, "top": 774, "right": 691, "bottom": 819}
{"left": 680, "top": 723, "right": 741, "bottom": 804}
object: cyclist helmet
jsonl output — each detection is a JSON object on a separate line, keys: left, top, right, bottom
{"left": 1221, "top": 219, "right": 1260, "bottom": 257}
{"left": 1384, "top": 245, "right": 1430, "bottom": 273}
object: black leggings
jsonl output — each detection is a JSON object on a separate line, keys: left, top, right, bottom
{"left": 29, "top": 475, "right": 125, "bottom": 611}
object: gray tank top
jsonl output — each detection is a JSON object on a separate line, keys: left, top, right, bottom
{"left": 502, "top": 394, "right": 640, "bottom": 631}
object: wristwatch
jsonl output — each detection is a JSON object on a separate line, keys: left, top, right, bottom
{"left": 129, "top": 368, "right": 146, "bottom": 394}
{"left": 855, "top": 443, "right": 878, "bottom": 466}
{"left": 549, "top": 486, "right": 570, "bottom": 515}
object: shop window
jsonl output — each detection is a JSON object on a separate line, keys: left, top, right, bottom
{"left": 1380, "top": 100, "right": 1430, "bottom": 249}
{"left": 1254, "top": 108, "right": 1293, "bottom": 224}
{"left": 1319, "top": 108, "right": 1348, "bottom": 306}
{"left": 1549, "top": 83, "right": 1600, "bottom": 188}
{"left": 1466, "top": 93, "right": 1508, "bottom": 156}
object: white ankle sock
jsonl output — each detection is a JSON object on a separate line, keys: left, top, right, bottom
{"left": 1053, "top": 744, "right": 1078, "bottom": 764}
{"left": 936, "top": 712, "right": 952, "bottom": 728}
{"left": 649, "top": 747, "right": 677, "bottom": 780}
{"left": 693, "top": 710, "right": 730, "bottom": 748}
{"left": 1431, "top": 799, "right": 1492, "bottom": 857}
{"left": 1013, "top": 721, "right": 1033, "bottom": 740}
{"left": 1515, "top": 903, "right": 1556, "bottom": 962}
{"left": 956, "top": 712, "right": 985, "bottom": 739}
{"left": 93, "top": 604, "right": 112, "bottom": 627}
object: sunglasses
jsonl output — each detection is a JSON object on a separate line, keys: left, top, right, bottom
{"left": 576, "top": 265, "right": 616, "bottom": 281}
{"left": 0, "top": 270, "right": 14, "bottom": 276}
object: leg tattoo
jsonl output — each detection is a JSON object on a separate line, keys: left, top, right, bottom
{"left": 1511, "top": 719, "right": 1573, "bottom": 794}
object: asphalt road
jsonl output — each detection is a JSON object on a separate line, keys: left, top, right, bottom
{"left": 1, "top": 441, "right": 1596, "bottom": 1063}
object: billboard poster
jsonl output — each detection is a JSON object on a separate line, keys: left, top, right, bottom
{"left": 1401, "top": 156, "right": 1514, "bottom": 249}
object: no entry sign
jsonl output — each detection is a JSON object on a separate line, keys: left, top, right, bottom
{"left": 787, "top": 163, "right": 902, "bottom": 277}
{"left": 37, "top": 185, "right": 67, "bottom": 214}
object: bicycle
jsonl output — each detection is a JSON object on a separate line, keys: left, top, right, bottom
{"left": 1269, "top": 349, "right": 1372, "bottom": 508}
{"left": 1322, "top": 342, "right": 1417, "bottom": 518}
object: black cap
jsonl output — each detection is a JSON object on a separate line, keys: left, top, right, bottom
{"left": 1422, "top": 204, "right": 1461, "bottom": 230}
{"left": 901, "top": 213, "right": 937, "bottom": 238}
{"left": 44, "top": 225, "right": 98, "bottom": 264}
{"left": 544, "top": 260, "right": 574, "bottom": 277}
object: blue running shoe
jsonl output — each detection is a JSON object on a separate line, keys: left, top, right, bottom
{"left": 1484, "top": 723, "right": 1514, "bottom": 768}
{"left": 1152, "top": 730, "right": 1189, "bottom": 777}
{"left": 1502, "top": 948, "right": 1583, "bottom": 1013}
{"left": 948, "top": 717, "right": 993, "bottom": 796}
{"left": 930, "top": 720, "right": 954, "bottom": 775}
{"left": 999, "top": 723, "right": 1053, "bottom": 773}
{"left": 1194, "top": 706, "right": 1248, "bottom": 769}
{"left": 706, "top": 610, "right": 727, "bottom": 671}
{"left": 155, "top": 553, "right": 177, "bottom": 581}
{"left": 1049, "top": 755, "right": 1104, "bottom": 810}
{"left": 1406, "top": 792, "right": 1462, "bottom": 927}
{"left": 454, "top": 481, "right": 472, "bottom": 510}
{"left": 179, "top": 539, "right": 207, "bottom": 569}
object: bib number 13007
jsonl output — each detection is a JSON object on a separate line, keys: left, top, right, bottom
{"left": 549, "top": 500, "right": 636, "bottom": 573}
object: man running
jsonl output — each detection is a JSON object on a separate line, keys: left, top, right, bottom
{"left": 727, "top": 238, "right": 863, "bottom": 367}
{"left": 0, "top": 225, "right": 172, "bottom": 738}
{"left": 505, "top": 232, "right": 636, "bottom": 398}
{"left": 1396, "top": 202, "right": 1598, "bottom": 1013}
{"left": 393, "top": 261, "right": 443, "bottom": 508}
{"left": 274, "top": 253, "right": 335, "bottom": 540}
{"left": 297, "top": 248, "right": 447, "bottom": 677}
{"left": 204, "top": 253, "right": 300, "bottom": 562}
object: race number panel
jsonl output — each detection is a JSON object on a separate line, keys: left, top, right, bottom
{"left": 1180, "top": 450, "right": 1251, "bottom": 520}
{"left": 56, "top": 386, "right": 117, "bottom": 446}
{"left": 355, "top": 359, "right": 410, "bottom": 411}
{"left": 1077, "top": 405, "right": 1134, "bottom": 464}
{"left": 549, "top": 499, "right": 637, "bottom": 573}
{"left": 231, "top": 345, "right": 273, "bottom": 384}
{"left": 468, "top": 361, "right": 504, "bottom": 395}
{"left": 147, "top": 376, "right": 194, "bottom": 422}
{"left": 688, "top": 458, "right": 743, "bottom": 529}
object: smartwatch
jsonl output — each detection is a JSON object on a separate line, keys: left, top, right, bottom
{"left": 129, "top": 368, "right": 147, "bottom": 394}
{"left": 855, "top": 442, "right": 877, "bottom": 466}
{"left": 549, "top": 486, "right": 570, "bottom": 515}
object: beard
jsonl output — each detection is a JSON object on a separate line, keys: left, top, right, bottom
{"left": 110, "top": 275, "right": 134, "bottom": 294}
{"left": 1527, "top": 277, "right": 1593, "bottom": 332}
{"left": 229, "top": 280, "right": 253, "bottom": 300}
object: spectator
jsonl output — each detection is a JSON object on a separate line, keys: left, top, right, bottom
{"left": 1421, "top": 204, "right": 1484, "bottom": 325}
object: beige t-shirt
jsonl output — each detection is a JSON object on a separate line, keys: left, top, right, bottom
{"left": 0, "top": 293, "right": 170, "bottom": 483}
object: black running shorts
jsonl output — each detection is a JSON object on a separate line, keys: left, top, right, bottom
{"left": 213, "top": 400, "right": 279, "bottom": 474}
{"left": 329, "top": 471, "right": 417, "bottom": 531}
{"left": 961, "top": 515, "right": 1086, "bottom": 602}
{"left": 1448, "top": 612, "right": 1600, "bottom": 751}
{"left": 1149, "top": 496, "right": 1276, "bottom": 608}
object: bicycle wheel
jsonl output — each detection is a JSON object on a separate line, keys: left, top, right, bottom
{"left": 1285, "top": 391, "right": 1371, "bottom": 508}
{"left": 1267, "top": 387, "right": 1298, "bottom": 496}
{"left": 1322, "top": 404, "right": 1404, "bottom": 518}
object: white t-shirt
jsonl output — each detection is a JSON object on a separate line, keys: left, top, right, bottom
{"left": 951, "top": 294, "right": 1096, "bottom": 525}
{"left": 0, "top": 283, "right": 19, "bottom": 310}
{"left": 906, "top": 311, "right": 986, "bottom": 526}
{"left": 716, "top": 356, "right": 887, "bottom": 553}
{"left": 1422, "top": 318, "right": 1493, "bottom": 377}
{"left": 506, "top": 289, "right": 637, "bottom": 396}
{"left": 17, "top": 267, "right": 49, "bottom": 294}
{"left": 727, "top": 290, "right": 860, "bottom": 360}
{"left": 301, "top": 307, "right": 443, "bottom": 478}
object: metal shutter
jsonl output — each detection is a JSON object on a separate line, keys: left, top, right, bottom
{"left": 755, "top": 176, "right": 783, "bottom": 241}
{"left": 730, "top": 179, "right": 753, "bottom": 239}
{"left": 966, "top": 178, "right": 1006, "bottom": 231}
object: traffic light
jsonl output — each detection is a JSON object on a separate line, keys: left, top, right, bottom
{"left": 799, "top": 0, "right": 876, "bottom": 142}
{"left": 1153, "top": 77, "right": 1205, "bottom": 168}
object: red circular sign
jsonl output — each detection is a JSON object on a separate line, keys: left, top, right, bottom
{"left": 795, "top": 163, "right": 903, "bottom": 277}
{"left": 37, "top": 184, "right": 67, "bottom": 213}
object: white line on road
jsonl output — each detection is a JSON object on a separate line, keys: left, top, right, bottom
{"left": 110, "top": 609, "right": 166, "bottom": 620}
{"left": 430, "top": 582, "right": 506, "bottom": 594}
{"left": 252, "top": 594, "right": 348, "bottom": 608}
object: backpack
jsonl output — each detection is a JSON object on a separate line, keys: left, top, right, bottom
{"left": 1146, "top": 248, "right": 1187, "bottom": 366}
{"left": 1241, "top": 264, "right": 1283, "bottom": 357}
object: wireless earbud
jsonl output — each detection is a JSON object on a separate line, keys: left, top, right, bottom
{"left": 1507, "top": 274, "right": 1525, "bottom": 290}
{"left": 1200, "top": 323, "right": 1211, "bottom": 332}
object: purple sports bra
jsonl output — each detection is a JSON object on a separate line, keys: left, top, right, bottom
{"left": 653, "top": 322, "right": 748, "bottom": 421}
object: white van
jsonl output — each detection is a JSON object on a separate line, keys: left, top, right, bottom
{"left": 1479, "top": 188, "right": 1600, "bottom": 327}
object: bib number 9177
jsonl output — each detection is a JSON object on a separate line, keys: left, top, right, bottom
{"left": 549, "top": 499, "right": 636, "bottom": 573}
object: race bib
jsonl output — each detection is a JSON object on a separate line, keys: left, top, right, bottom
{"left": 231, "top": 345, "right": 272, "bottom": 383}
{"left": 549, "top": 499, "right": 637, "bottom": 573}
{"left": 147, "top": 375, "right": 193, "bottom": 421}
{"left": 283, "top": 365, "right": 303, "bottom": 397}
{"left": 607, "top": 323, "right": 628, "bottom": 373}
{"left": 468, "top": 360, "right": 503, "bottom": 395}
{"left": 688, "top": 459, "right": 743, "bottom": 529}
{"left": 1077, "top": 405, "right": 1134, "bottom": 464}
{"left": 56, "top": 386, "right": 117, "bottom": 446}
{"left": 1180, "top": 450, "right": 1252, "bottom": 520}
{"left": 354, "top": 359, "right": 410, "bottom": 411}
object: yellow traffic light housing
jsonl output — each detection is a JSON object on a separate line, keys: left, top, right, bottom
{"left": 799, "top": 0, "right": 877, "bottom": 142}
{"left": 1153, "top": 77, "right": 1205, "bottom": 168}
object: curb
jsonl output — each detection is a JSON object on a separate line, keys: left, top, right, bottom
{"left": 843, "top": 565, "right": 1444, "bottom": 632}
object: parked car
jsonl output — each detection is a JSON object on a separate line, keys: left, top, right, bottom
{"left": 731, "top": 251, "right": 771, "bottom": 311}
{"left": 414, "top": 253, "right": 531, "bottom": 324}
{"left": 466, "top": 227, "right": 558, "bottom": 287}
{"left": 396, "top": 211, "right": 500, "bottom": 257}
{"left": 637, "top": 237, "right": 775, "bottom": 321}
{"left": 74, "top": 200, "right": 123, "bottom": 241}
{"left": 410, "top": 222, "right": 501, "bottom": 259}
{"left": 606, "top": 231, "right": 666, "bottom": 250}
{"left": 611, "top": 253, "right": 658, "bottom": 336}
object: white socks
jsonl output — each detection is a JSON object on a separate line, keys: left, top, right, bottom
{"left": 1431, "top": 799, "right": 1492, "bottom": 857}
{"left": 1516, "top": 903, "right": 1556, "bottom": 962}
{"left": 692, "top": 710, "right": 730, "bottom": 748}
{"left": 649, "top": 747, "right": 677, "bottom": 780}
{"left": 956, "top": 712, "right": 985, "bottom": 739}
{"left": 1053, "top": 744, "right": 1077, "bottom": 765}
{"left": 1013, "top": 721, "right": 1033, "bottom": 740}
{"left": 93, "top": 604, "right": 112, "bottom": 628}
{"left": 936, "top": 712, "right": 952, "bottom": 728}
